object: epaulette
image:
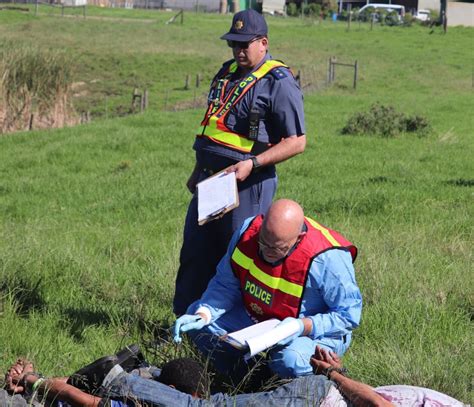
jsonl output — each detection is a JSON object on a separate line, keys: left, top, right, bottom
{"left": 270, "top": 67, "right": 290, "bottom": 80}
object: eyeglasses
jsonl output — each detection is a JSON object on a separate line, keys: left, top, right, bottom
{"left": 227, "top": 37, "right": 262, "bottom": 49}
{"left": 258, "top": 236, "right": 294, "bottom": 257}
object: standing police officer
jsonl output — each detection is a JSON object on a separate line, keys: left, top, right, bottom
{"left": 173, "top": 9, "right": 306, "bottom": 316}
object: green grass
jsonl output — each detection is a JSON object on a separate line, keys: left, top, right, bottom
{"left": 0, "top": 7, "right": 473, "bottom": 404}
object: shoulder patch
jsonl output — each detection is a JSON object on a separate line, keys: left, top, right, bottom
{"left": 270, "top": 67, "right": 290, "bottom": 80}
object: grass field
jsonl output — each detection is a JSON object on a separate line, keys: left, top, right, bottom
{"left": 0, "top": 6, "right": 473, "bottom": 404}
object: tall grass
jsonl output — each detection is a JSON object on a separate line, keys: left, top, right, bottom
{"left": 0, "top": 42, "right": 77, "bottom": 133}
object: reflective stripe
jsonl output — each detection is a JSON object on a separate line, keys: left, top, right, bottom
{"left": 199, "top": 60, "right": 288, "bottom": 152}
{"left": 232, "top": 247, "right": 303, "bottom": 298}
{"left": 306, "top": 217, "right": 340, "bottom": 247}
{"left": 198, "top": 117, "right": 254, "bottom": 152}
{"left": 253, "top": 60, "right": 285, "bottom": 79}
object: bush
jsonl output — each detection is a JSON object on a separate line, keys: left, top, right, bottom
{"left": 307, "top": 3, "right": 321, "bottom": 17}
{"left": 403, "top": 12, "right": 415, "bottom": 26}
{"left": 359, "top": 6, "right": 375, "bottom": 21}
{"left": 341, "top": 103, "right": 431, "bottom": 137}
{"left": 286, "top": 2, "right": 299, "bottom": 17}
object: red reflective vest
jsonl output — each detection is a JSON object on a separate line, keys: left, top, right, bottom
{"left": 230, "top": 215, "right": 357, "bottom": 322}
{"left": 197, "top": 59, "right": 289, "bottom": 153}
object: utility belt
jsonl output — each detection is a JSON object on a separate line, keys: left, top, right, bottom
{"left": 201, "top": 163, "right": 275, "bottom": 178}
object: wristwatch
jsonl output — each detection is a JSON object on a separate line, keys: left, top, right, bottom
{"left": 250, "top": 156, "right": 261, "bottom": 171}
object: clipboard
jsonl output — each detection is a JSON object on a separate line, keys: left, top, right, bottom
{"left": 197, "top": 169, "right": 239, "bottom": 225}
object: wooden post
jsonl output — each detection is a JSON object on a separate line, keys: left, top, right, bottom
{"left": 195, "top": 73, "right": 201, "bottom": 88}
{"left": 353, "top": 60, "right": 358, "bottom": 89}
{"left": 61, "top": 4, "right": 64, "bottom": 16}
{"left": 86, "top": 111, "right": 91, "bottom": 122}
{"left": 370, "top": 13, "right": 375, "bottom": 30}
{"left": 347, "top": 4, "right": 351, "bottom": 30}
{"left": 331, "top": 57, "right": 336, "bottom": 82}
{"left": 327, "top": 57, "right": 332, "bottom": 84}
{"left": 29, "top": 114, "right": 34, "bottom": 130}
{"left": 83, "top": 5, "right": 86, "bottom": 18}
{"left": 35, "top": 0, "right": 38, "bottom": 16}
{"left": 132, "top": 88, "right": 140, "bottom": 112}
{"left": 143, "top": 89, "right": 148, "bottom": 111}
{"left": 185, "top": 75, "right": 190, "bottom": 90}
{"left": 180, "top": 9, "right": 184, "bottom": 24}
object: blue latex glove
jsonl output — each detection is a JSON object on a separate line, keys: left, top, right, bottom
{"left": 276, "top": 317, "right": 305, "bottom": 346}
{"left": 172, "top": 314, "right": 207, "bottom": 343}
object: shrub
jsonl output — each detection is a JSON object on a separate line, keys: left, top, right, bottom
{"left": 286, "top": 2, "right": 299, "bottom": 17}
{"left": 307, "top": 3, "right": 321, "bottom": 17}
{"left": 341, "top": 103, "right": 431, "bottom": 137}
{"left": 403, "top": 12, "right": 415, "bottom": 26}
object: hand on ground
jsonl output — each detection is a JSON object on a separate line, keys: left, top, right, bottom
{"left": 5, "top": 358, "right": 34, "bottom": 394}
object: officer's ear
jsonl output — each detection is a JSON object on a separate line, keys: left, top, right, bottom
{"left": 297, "top": 231, "right": 306, "bottom": 243}
{"left": 261, "top": 36, "right": 268, "bottom": 48}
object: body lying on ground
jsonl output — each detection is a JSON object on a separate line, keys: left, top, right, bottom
{"left": 2, "top": 345, "right": 465, "bottom": 407}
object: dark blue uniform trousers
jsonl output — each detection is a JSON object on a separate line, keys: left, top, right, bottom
{"left": 173, "top": 169, "right": 277, "bottom": 315}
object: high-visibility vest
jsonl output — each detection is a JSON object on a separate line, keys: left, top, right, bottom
{"left": 197, "top": 59, "right": 288, "bottom": 153}
{"left": 230, "top": 215, "right": 357, "bottom": 321}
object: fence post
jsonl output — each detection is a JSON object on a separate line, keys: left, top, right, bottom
{"left": 83, "top": 5, "right": 86, "bottom": 18}
{"left": 185, "top": 75, "right": 190, "bottom": 90}
{"left": 327, "top": 57, "right": 332, "bottom": 84}
{"left": 61, "top": 4, "right": 64, "bottom": 16}
{"left": 143, "top": 89, "right": 148, "bottom": 111}
{"left": 196, "top": 73, "right": 201, "bottom": 88}
{"left": 353, "top": 60, "right": 358, "bottom": 89}
{"left": 132, "top": 88, "right": 140, "bottom": 112}
{"left": 180, "top": 9, "right": 184, "bottom": 24}
{"left": 35, "top": 0, "right": 38, "bottom": 16}
{"left": 347, "top": 4, "right": 351, "bottom": 30}
{"left": 331, "top": 57, "right": 336, "bottom": 82}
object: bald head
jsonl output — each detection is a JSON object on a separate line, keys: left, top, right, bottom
{"left": 259, "top": 199, "right": 306, "bottom": 263}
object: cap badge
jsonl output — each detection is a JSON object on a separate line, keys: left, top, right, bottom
{"left": 234, "top": 20, "right": 244, "bottom": 30}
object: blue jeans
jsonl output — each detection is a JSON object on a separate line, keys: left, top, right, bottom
{"left": 187, "top": 304, "right": 350, "bottom": 380}
{"left": 104, "top": 370, "right": 333, "bottom": 407}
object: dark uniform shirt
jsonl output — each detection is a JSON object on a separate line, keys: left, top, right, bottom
{"left": 194, "top": 53, "right": 305, "bottom": 172}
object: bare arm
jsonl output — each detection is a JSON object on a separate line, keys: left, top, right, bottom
{"left": 325, "top": 371, "right": 393, "bottom": 407}
{"left": 24, "top": 375, "right": 102, "bottom": 407}
{"left": 229, "top": 135, "right": 306, "bottom": 182}
{"left": 311, "top": 346, "right": 394, "bottom": 407}
{"left": 6, "top": 359, "right": 102, "bottom": 407}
